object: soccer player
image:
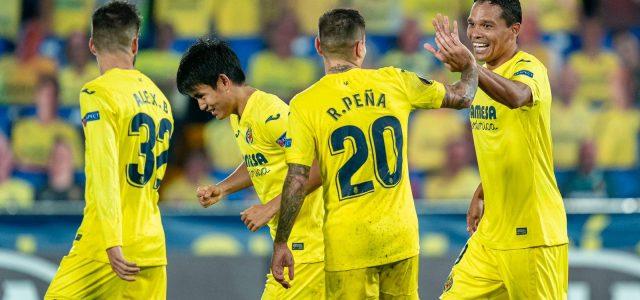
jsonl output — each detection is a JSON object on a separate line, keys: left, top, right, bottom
{"left": 45, "top": 2, "right": 173, "bottom": 299}
{"left": 432, "top": 1, "right": 569, "bottom": 299}
{"left": 176, "top": 39, "right": 326, "bottom": 299}
{"left": 270, "top": 8, "right": 478, "bottom": 298}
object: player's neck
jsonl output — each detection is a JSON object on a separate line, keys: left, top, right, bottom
{"left": 96, "top": 52, "right": 135, "bottom": 74}
{"left": 234, "top": 85, "right": 257, "bottom": 118}
{"left": 324, "top": 58, "right": 359, "bottom": 74}
{"left": 485, "top": 44, "right": 519, "bottom": 70}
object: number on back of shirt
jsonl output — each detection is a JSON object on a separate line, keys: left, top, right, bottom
{"left": 126, "top": 113, "right": 172, "bottom": 189}
{"left": 329, "top": 115, "right": 403, "bottom": 200}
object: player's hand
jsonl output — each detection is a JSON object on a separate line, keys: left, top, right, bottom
{"left": 240, "top": 202, "right": 278, "bottom": 232}
{"left": 467, "top": 188, "right": 484, "bottom": 235}
{"left": 271, "top": 242, "right": 294, "bottom": 289}
{"left": 196, "top": 185, "right": 224, "bottom": 208}
{"left": 106, "top": 246, "right": 140, "bottom": 281}
{"left": 425, "top": 14, "right": 475, "bottom": 72}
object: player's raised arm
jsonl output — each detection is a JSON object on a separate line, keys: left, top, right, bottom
{"left": 476, "top": 66, "right": 532, "bottom": 109}
{"left": 425, "top": 14, "right": 478, "bottom": 110}
{"left": 197, "top": 162, "right": 252, "bottom": 208}
{"left": 433, "top": 13, "right": 531, "bottom": 109}
{"left": 442, "top": 65, "right": 478, "bottom": 109}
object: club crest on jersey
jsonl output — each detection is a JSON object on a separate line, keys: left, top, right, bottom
{"left": 245, "top": 127, "right": 254, "bottom": 144}
{"left": 81, "top": 111, "right": 100, "bottom": 127}
{"left": 276, "top": 132, "right": 292, "bottom": 148}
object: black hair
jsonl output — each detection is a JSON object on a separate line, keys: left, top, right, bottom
{"left": 176, "top": 38, "right": 246, "bottom": 94}
{"left": 318, "top": 8, "right": 366, "bottom": 59}
{"left": 474, "top": 0, "right": 522, "bottom": 26}
{"left": 91, "top": 1, "right": 141, "bottom": 52}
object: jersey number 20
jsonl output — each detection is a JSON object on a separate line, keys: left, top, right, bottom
{"left": 329, "top": 115, "right": 403, "bottom": 200}
{"left": 126, "top": 113, "right": 173, "bottom": 189}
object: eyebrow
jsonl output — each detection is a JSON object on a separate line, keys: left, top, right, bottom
{"left": 468, "top": 18, "right": 497, "bottom": 25}
{"left": 192, "top": 93, "right": 203, "bottom": 99}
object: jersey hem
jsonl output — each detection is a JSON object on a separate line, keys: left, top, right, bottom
{"left": 324, "top": 249, "right": 419, "bottom": 272}
{"left": 474, "top": 234, "right": 569, "bottom": 250}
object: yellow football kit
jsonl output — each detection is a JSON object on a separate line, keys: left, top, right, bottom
{"left": 286, "top": 67, "right": 446, "bottom": 297}
{"left": 46, "top": 68, "right": 173, "bottom": 299}
{"left": 441, "top": 51, "right": 568, "bottom": 299}
{"left": 229, "top": 90, "right": 324, "bottom": 299}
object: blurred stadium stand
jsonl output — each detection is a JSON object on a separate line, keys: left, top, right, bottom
{"left": 1, "top": 0, "right": 640, "bottom": 299}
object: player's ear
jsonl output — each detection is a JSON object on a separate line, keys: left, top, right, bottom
{"left": 88, "top": 37, "right": 97, "bottom": 56}
{"left": 355, "top": 39, "right": 366, "bottom": 60}
{"left": 217, "top": 74, "right": 232, "bottom": 91}
{"left": 131, "top": 36, "right": 139, "bottom": 55}
{"left": 314, "top": 36, "right": 323, "bottom": 56}
{"left": 511, "top": 22, "right": 521, "bottom": 37}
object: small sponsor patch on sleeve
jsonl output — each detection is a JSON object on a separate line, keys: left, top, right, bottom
{"left": 418, "top": 76, "right": 434, "bottom": 85}
{"left": 276, "top": 132, "right": 292, "bottom": 148}
{"left": 291, "top": 243, "right": 304, "bottom": 250}
{"left": 513, "top": 70, "right": 534, "bottom": 78}
{"left": 82, "top": 111, "right": 100, "bottom": 126}
{"left": 516, "top": 227, "right": 528, "bottom": 235}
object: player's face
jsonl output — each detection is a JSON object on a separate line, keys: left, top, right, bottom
{"left": 190, "top": 84, "right": 232, "bottom": 120}
{"left": 467, "top": 2, "right": 518, "bottom": 63}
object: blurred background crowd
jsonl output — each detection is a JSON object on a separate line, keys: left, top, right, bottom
{"left": 0, "top": 0, "right": 639, "bottom": 209}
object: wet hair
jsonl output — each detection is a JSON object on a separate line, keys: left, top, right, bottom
{"left": 318, "top": 8, "right": 366, "bottom": 59}
{"left": 474, "top": 0, "right": 522, "bottom": 26}
{"left": 176, "top": 38, "right": 245, "bottom": 94}
{"left": 91, "top": 1, "right": 141, "bottom": 53}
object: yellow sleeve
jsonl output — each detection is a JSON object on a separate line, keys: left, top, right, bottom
{"left": 80, "top": 87, "right": 123, "bottom": 249}
{"left": 396, "top": 68, "right": 446, "bottom": 109}
{"left": 284, "top": 99, "right": 315, "bottom": 167}
{"left": 509, "top": 59, "right": 545, "bottom": 105}
{"left": 260, "top": 101, "right": 290, "bottom": 146}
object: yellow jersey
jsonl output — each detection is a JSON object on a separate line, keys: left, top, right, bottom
{"left": 70, "top": 68, "right": 173, "bottom": 266}
{"left": 230, "top": 90, "right": 324, "bottom": 264}
{"left": 286, "top": 67, "right": 446, "bottom": 271}
{"left": 471, "top": 51, "right": 568, "bottom": 250}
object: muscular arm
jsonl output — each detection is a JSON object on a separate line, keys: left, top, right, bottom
{"left": 441, "top": 63, "right": 479, "bottom": 109}
{"left": 217, "top": 162, "right": 253, "bottom": 195}
{"left": 267, "top": 159, "right": 322, "bottom": 208}
{"left": 273, "top": 163, "right": 310, "bottom": 243}
{"left": 478, "top": 66, "right": 532, "bottom": 109}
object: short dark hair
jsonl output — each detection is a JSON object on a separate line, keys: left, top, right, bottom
{"left": 318, "top": 8, "right": 366, "bottom": 59}
{"left": 176, "top": 38, "right": 246, "bottom": 95}
{"left": 91, "top": 1, "right": 141, "bottom": 53}
{"left": 474, "top": 0, "right": 522, "bottom": 26}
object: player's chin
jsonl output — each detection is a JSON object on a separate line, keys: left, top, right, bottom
{"left": 472, "top": 50, "right": 488, "bottom": 62}
{"left": 212, "top": 111, "right": 228, "bottom": 120}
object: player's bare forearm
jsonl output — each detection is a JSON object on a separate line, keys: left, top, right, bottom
{"left": 443, "top": 63, "right": 478, "bottom": 109}
{"left": 305, "top": 159, "right": 322, "bottom": 194}
{"left": 274, "top": 163, "right": 310, "bottom": 243}
{"left": 478, "top": 66, "right": 532, "bottom": 109}
{"left": 218, "top": 162, "right": 253, "bottom": 195}
{"left": 266, "top": 160, "right": 321, "bottom": 216}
